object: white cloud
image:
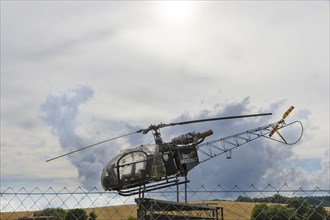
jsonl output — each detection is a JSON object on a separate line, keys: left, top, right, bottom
{"left": 1, "top": 1, "right": 328, "bottom": 191}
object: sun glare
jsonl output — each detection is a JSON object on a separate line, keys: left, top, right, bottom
{"left": 157, "top": 1, "right": 194, "bottom": 26}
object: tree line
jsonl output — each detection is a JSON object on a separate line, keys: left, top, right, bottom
{"left": 236, "top": 194, "right": 329, "bottom": 220}
{"left": 18, "top": 208, "right": 138, "bottom": 220}
{"left": 19, "top": 208, "right": 97, "bottom": 220}
{"left": 236, "top": 194, "right": 330, "bottom": 207}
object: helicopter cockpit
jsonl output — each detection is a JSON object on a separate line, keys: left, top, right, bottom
{"left": 101, "top": 144, "right": 166, "bottom": 190}
{"left": 101, "top": 142, "right": 200, "bottom": 191}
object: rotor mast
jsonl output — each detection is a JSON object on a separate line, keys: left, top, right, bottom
{"left": 151, "top": 128, "right": 164, "bottom": 150}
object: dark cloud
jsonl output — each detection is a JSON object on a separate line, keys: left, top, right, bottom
{"left": 40, "top": 85, "right": 151, "bottom": 189}
{"left": 40, "top": 85, "right": 102, "bottom": 189}
{"left": 40, "top": 85, "right": 93, "bottom": 148}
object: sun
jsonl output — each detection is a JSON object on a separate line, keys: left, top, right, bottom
{"left": 157, "top": 1, "right": 194, "bottom": 26}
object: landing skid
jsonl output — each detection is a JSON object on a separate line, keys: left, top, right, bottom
{"left": 118, "top": 175, "right": 190, "bottom": 200}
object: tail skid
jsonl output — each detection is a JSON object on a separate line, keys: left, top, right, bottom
{"left": 266, "top": 120, "right": 303, "bottom": 145}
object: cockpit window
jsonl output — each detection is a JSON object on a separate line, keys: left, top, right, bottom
{"left": 118, "top": 151, "right": 147, "bottom": 182}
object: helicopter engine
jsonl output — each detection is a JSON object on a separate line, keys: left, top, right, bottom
{"left": 171, "top": 129, "right": 214, "bottom": 145}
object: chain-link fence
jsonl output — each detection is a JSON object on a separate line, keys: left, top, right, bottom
{"left": 1, "top": 184, "right": 329, "bottom": 220}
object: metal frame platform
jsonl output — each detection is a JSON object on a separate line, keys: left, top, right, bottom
{"left": 136, "top": 198, "right": 224, "bottom": 220}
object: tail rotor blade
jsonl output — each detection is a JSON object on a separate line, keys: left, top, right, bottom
{"left": 269, "top": 106, "right": 295, "bottom": 137}
{"left": 282, "top": 106, "right": 294, "bottom": 120}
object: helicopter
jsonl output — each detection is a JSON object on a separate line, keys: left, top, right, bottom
{"left": 46, "top": 106, "right": 303, "bottom": 196}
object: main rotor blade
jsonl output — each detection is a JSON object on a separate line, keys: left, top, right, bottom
{"left": 46, "top": 113, "right": 272, "bottom": 162}
{"left": 45, "top": 131, "right": 138, "bottom": 162}
{"left": 167, "top": 113, "right": 272, "bottom": 126}
{"left": 138, "top": 113, "right": 272, "bottom": 134}
{"left": 169, "top": 113, "right": 272, "bottom": 126}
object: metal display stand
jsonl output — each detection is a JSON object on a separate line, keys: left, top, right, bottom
{"left": 134, "top": 175, "right": 224, "bottom": 220}
{"left": 136, "top": 198, "right": 223, "bottom": 220}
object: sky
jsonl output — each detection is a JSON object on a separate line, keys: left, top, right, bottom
{"left": 1, "top": 1, "right": 329, "bottom": 193}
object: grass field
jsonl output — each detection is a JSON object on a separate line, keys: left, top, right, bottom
{"left": 0, "top": 200, "right": 254, "bottom": 220}
{"left": 1, "top": 200, "right": 330, "bottom": 220}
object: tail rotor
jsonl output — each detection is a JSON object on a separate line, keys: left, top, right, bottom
{"left": 269, "top": 106, "right": 294, "bottom": 138}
